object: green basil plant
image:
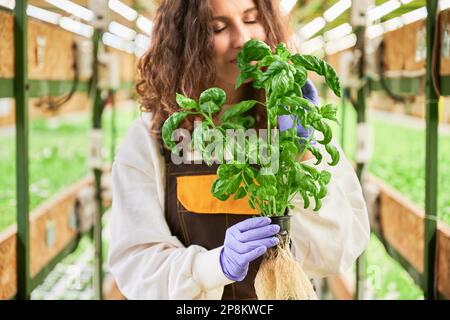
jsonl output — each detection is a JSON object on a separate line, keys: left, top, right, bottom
{"left": 162, "top": 39, "right": 341, "bottom": 217}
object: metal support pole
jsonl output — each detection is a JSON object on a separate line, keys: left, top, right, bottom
{"left": 91, "top": 29, "right": 105, "bottom": 300}
{"left": 353, "top": 25, "right": 367, "bottom": 301}
{"left": 14, "top": 0, "right": 30, "bottom": 300}
{"left": 340, "top": 88, "right": 348, "bottom": 153}
{"left": 424, "top": 0, "right": 440, "bottom": 300}
{"left": 110, "top": 90, "right": 117, "bottom": 163}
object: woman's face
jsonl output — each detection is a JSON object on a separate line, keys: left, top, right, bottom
{"left": 210, "top": 0, "right": 267, "bottom": 86}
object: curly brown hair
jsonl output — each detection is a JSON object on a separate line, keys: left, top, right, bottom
{"left": 136, "top": 0, "right": 289, "bottom": 143}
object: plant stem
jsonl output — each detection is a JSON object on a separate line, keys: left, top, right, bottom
{"left": 200, "top": 112, "right": 216, "bottom": 128}
{"left": 266, "top": 93, "right": 271, "bottom": 159}
{"left": 297, "top": 135, "right": 314, "bottom": 162}
{"left": 242, "top": 172, "right": 263, "bottom": 214}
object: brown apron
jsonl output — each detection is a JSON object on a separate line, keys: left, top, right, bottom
{"left": 160, "top": 145, "right": 262, "bottom": 300}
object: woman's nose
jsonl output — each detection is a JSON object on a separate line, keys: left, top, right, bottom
{"left": 231, "top": 23, "right": 251, "bottom": 49}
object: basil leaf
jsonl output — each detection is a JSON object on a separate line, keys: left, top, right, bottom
{"left": 300, "top": 191, "right": 310, "bottom": 209}
{"left": 282, "top": 95, "right": 315, "bottom": 110}
{"left": 312, "top": 120, "right": 332, "bottom": 145}
{"left": 320, "top": 170, "right": 332, "bottom": 184}
{"left": 240, "top": 39, "right": 272, "bottom": 62}
{"left": 325, "top": 144, "right": 340, "bottom": 166}
{"left": 300, "top": 163, "right": 319, "bottom": 180}
{"left": 244, "top": 166, "right": 256, "bottom": 179}
{"left": 275, "top": 42, "right": 291, "bottom": 61}
{"left": 162, "top": 111, "right": 189, "bottom": 150}
{"left": 234, "top": 186, "right": 247, "bottom": 200}
{"left": 258, "top": 55, "right": 276, "bottom": 67}
{"left": 226, "top": 174, "right": 243, "bottom": 195}
{"left": 176, "top": 93, "right": 198, "bottom": 110}
{"left": 192, "top": 121, "right": 208, "bottom": 153}
{"left": 218, "top": 164, "right": 239, "bottom": 180}
{"left": 291, "top": 54, "right": 341, "bottom": 98}
{"left": 308, "top": 145, "right": 323, "bottom": 165}
{"left": 281, "top": 140, "right": 299, "bottom": 156}
{"left": 199, "top": 88, "right": 226, "bottom": 107}
{"left": 221, "top": 122, "right": 245, "bottom": 130}
{"left": 317, "top": 185, "right": 328, "bottom": 199}
{"left": 235, "top": 72, "right": 249, "bottom": 89}
{"left": 266, "top": 185, "right": 278, "bottom": 196}
{"left": 221, "top": 100, "right": 258, "bottom": 122}
{"left": 200, "top": 101, "right": 220, "bottom": 114}
{"left": 293, "top": 170, "right": 305, "bottom": 186}
{"left": 313, "top": 196, "right": 322, "bottom": 211}
{"left": 271, "top": 69, "right": 294, "bottom": 98}
{"left": 211, "top": 179, "right": 230, "bottom": 201}
{"left": 256, "top": 172, "right": 277, "bottom": 186}
{"left": 293, "top": 64, "right": 307, "bottom": 86}
{"left": 257, "top": 186, "right": 269, "bottom": 200}
{"left": 320, "top": 104, "right": 339, "bottom": 123}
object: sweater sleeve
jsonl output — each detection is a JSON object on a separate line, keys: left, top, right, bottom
{"left": 107, "top": 114, "right": 233, "bottom": 300}
{"left": 289, "top": 137, "right": 371, "bottom": 279}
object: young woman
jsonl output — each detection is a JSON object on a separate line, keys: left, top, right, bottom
{"left": 108, "top": 0, "right": 370, "bottom": 300}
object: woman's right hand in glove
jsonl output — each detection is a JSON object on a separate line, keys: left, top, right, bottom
{"left": 219, "top": 217, "right": 280, "bottom": 282}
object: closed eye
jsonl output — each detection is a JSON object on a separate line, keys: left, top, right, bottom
{"left": 214, "top": 26, "right": 226, "bottom": 34}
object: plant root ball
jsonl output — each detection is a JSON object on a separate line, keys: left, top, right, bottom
{"left": 254, "top": 238, "right": 317, "bottom": 300}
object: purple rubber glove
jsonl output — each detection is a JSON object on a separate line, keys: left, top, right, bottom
{"left": 278, "top": 79, "right": 318, "bottom": 145}
{"left": 220, "top": 217, "right": 280, "bottom": 282}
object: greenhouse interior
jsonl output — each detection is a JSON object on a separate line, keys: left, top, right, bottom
{"left": 0, "top": 0, "right": 449, "bottom": 301}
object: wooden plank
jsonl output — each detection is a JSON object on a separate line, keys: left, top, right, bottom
{"left": 0, "top": 227, "right": 17, "bottom": 300}
{"left": 327, "top": 174, "right": 450, "bottom": 300}
{"left": 0, "top": 177, "right": 91, "bottom": 299}
{"left": 1, "top": 11, "right": 78, "bottom": 80}
{"left": 1, "top": 11, "right": 138, "bottom": 82}
{"left": 28, "top": 178, "right": 91, "bottom": 277}
{"left": 367, "top": 174, "right": 450, "bottom": 299}
{"left": 0, "top": 11, "right": 14, "bottom": 78}
{"left": 437, "top": 222, "right": 450, "bottom": 298}
{"left": 383, "top": 20, "right": 426, "bottom": 73}
{"left": 372, "top": 175, "right": 425, "bottom": 273}
{"left": 0, "top": 166, "right": 112, "bottom": 299}
{"left": 27, "top": 18, "right": 76, "bottom": 80}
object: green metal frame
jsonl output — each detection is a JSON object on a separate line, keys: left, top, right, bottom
{"left": 90, "top": 29, "right": 105, "bottom": 301}
{"left": 29, "top": 79, "right": 87, "bottom": 97}
{"left": 340, "top": 88, "right": 349, "bottom": 152}
{"left": 423, "top": 0, "right": 439, "bottom": 300}
{"left": 368, "top": 76, "right": 423, "bottom": 95}
{"left": 367, "top": 74, "right": 449, "bottom": 97}
{"left": 440, "top": 75, "right": 450, "bottom": 96}
{"left": 352, "top": 25, "right": 368, "bottom": 301}
{"left": 14, "top": 0, "right": 30, "bottom": 301}
{"left": 0, "top": 78, "right": 134, "bottom": 98}
{"left": 0, "top": 78, "right": 14, "bottom": 97}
